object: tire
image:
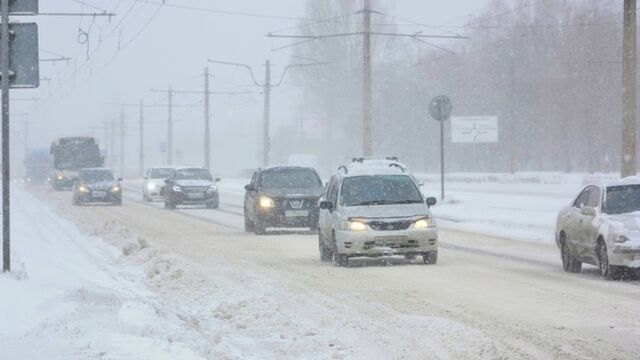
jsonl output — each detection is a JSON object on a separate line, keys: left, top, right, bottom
{"left": 597, "top": 241, "right": 620, "bottom": 280}
{"left": 164, "top": 200, "right": 176, "bottom": 209}
{"left": 143, "top": 193, "right": 151, "bottom": 202}
{"left": 73, "top": 197, "right": 80, "bottom": 206}
{"left": 332, "top": 233, "right": 348, "bottom": 267}
{"left": 319, "top": 232, "right": 333, "bottom": 262}
{"left": 244, "top": 214, "right": 255, "bottom": 233}
{"left": 254, "top": 215, "right": 267, "bottom": 235}
{"left": 423, "top": 251, "right": 438, "bottom": 264}
{"left": 114, "top": 198, "right": 122, "bottom": 206}
{"left": 404, "top": 254, "right": 417, "bottom": 261}
{"left": 206, "top": 200, "right": 219, "bottom": 209}
{"left": 560, "top": 233, "right": 582, "bottom": 273}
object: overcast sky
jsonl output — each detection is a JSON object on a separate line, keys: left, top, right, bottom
{"left": 12, "top": 0, "right": 489, "bottom": 173}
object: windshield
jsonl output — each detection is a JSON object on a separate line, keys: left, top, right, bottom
{"left": 174, "top": 168, "right": 212, "bottom": 181}
{"left": 340, "top": 175, "right": 423, "bottom": 207}
{"left": 260, "top": 168, "right": 322, "bottom": 188}
{"left": 79, "top": 170, "right": 114, "bottom": 182}
{"left": 150, "top": 168, "right": 173, "bottom": 179}
{"left": 604, "top": 185, "right": 640, "bottom": 215}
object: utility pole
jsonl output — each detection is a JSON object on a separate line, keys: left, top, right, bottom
{"left": 139, "top": 100, "right": 144, "bottom": 176}
{"left": 204, "top": 67, "right": 210, "bottom": 170}
{"left": 362, "top": 0, "right": 372, "bottom": 157}
{"left": 119, "top": 108, "right": 125, "bottom": 177}
{"left": 622, "top": 0, "right": 637, "bottom": 177}
{"left": 262, "top": 60, "right": 272, "bottom": 166}
{"left": 110, "top": 118, "right": 116, "bottom": 169}
{"left": 208, "top": 59, "right": 323, "bottom": 167}
{"left": 1, "top": 0, "right": 10, "bottom": 272}
{"left": 168, "top": 86, "right": 173, "bottom": 165}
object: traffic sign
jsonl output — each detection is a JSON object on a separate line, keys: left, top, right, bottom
{"left": 0, "top": 23, "right": 39, "bottom": 88}
{"left": 429, "top": 95, "right": 452, "bottom": 122}
{"left": 451, "top": 116, "right": 499, "bottom": 143}
{"left": 9, "top": 0, "right": 38, "bottom": 15}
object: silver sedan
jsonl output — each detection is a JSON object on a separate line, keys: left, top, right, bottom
{"left": 555, "top": 178, "right": 640, "bottom": 279}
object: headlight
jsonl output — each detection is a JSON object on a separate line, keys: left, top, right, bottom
{"left": 615, "top": 235, "right": 630, "bottom": 243}
{"left": 413, "top": 218, "right": 436, "bottom": 229}
{"left": 259, "top": 196, "right": 274, "bottom": 208}
{"left": 146, "top": 183, "right": 156, "bottom": 191}
{"left": 111, "top": 185, "right": 121, "bottom": 193}
{"left": 208, "top": 185, "right": 217, "bottom": 192}
{"left": 57, "top": 175, "right": 64, "bottom": 180}
{"left": 78, "top": 185, "right": 89, "bottom": 193}
{"left": 172, "top": 185, "right": 182, "bottom": 192}
{"left": 342, "top": 221, "right": 368, "bottom": 231}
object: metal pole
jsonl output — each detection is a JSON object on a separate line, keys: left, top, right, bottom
{"left": 440, "top": 119, "right": 445, "bottom": 201}
{"left": 622, "top": 0, "right": 637, "bottom": 177}
{"left": 139, "top": 100, "right": 144, "bottom": 176}
{"left": 362, "top": 0, "right": 372, "bottom": 157}
{"left": 1, "top": 0, "right": 10, "bottom": 272}
{"left": 110, "top": 118, "right": 115, "bottom": 169}
{"left": 120, "top": 108, "right": 125, "bottom": 177}
{"left": 262, "top": 60, "right": 271, "bottom": 167}
{"left": 167, "top": 86, "right": 173, "bottom": 165}
{"left": 204, "top": 67, "right": 210, "bottom": 170}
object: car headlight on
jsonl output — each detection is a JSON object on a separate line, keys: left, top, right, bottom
{"left": 111, "top": 185, "right": 121, "bottom": 193}
{"left": 259, "top": 196, "right": 274, "bottom": 208}
{"left": 57, "top": 175, "right": 64, "bottom": 180}
{"left": 413, "top": 218, "right": 436, "bottom": 229}
{"left": 208, "top": 185, "right": 217, "bottom": 192}
{"left": 172, "top": 185, "right": 183, "bottom": 192}
{"left": 342, "top": 220, "right": 368, "bottom": 231}
{"left": 77, "top": 185, "right": 89, "bottom": 193}
{"left": 146, "top": 183, "right": 156, "bottom": 191}
{"left": 615, "top": 235, "right": 630, "bottom": 243}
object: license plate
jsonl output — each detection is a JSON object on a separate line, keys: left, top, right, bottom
{"left": 92, "top": 191, "right": 107, "bottom": 198}
{"left": 187, "top": 193, "right": 204, "bottom": 199}
{"left": 285, "top": 210, "right": 309, "bottom": 217}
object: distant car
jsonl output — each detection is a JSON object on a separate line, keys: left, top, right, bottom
{"left": 143, "top": 166, "right": 174, "bottom": 201}
{"left": 555, "top": 177, "right": 640, "bottom": 280}
{"left": 72, "top": 168, "right": 122, "bottom": 206}
{"left": 163, "top": 167, "right": 220, "bottom": 209}
{"left": 243, "top": 166, "right": 324, "bottom": 235}
{"left": 318, "top": 159, "right": 438, "bottom": 266}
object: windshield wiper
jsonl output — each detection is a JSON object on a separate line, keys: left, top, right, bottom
{"left": 350, "top": 200, "right": 394, "bottom": 206}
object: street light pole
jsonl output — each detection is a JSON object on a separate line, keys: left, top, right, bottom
{"left": 622, "top": 0, "right": 637, "bottom": 177}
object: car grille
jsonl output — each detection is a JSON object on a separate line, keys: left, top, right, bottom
{"left": 276, "top": 197, "right": 318, "bottom": 210}
{"left": 183, "top": 186, "right": 208, "bottom": 193}
{"left": 368, "top": 220, "right": 412, "bottom": 231}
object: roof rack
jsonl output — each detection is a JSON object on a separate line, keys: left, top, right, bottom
{"left": 388, "top": 163, "right": 407, "bottom": 172}
{"left": 352, "top": 156, "right": 399, "bottom": 163}
{"left": 338, "top": 165, "right": 349, "bottom": 174}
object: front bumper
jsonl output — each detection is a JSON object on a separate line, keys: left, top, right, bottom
{"left": 610, "top": 244, "right": 640, "bottom": 268}
{"left": 257, "top": 207, "right": 319, "bottom": 228}
{"left": 335, "top": 228, "right": 438, "bottom": 256}
{"left": 76, "top": 190, "right": 121, "bottom": 202}
{"left": 169, "top": 191, "right": 218, "bottom": 205}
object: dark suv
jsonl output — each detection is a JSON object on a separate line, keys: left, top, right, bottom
{"left": 244, "top": 166, "right": 324, "bottom": 235}
{"left": 72, "top": 168, "right": 122, "bottom": 206}
{"left": 163, "top": 167, "right": 220, "bottom": 209}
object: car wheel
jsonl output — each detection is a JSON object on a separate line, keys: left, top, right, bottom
{"left": 143, "top": 193, "right": 151, "bottom": 202}
{"left": 244, "top": 214, "right": 255, "bottom": 233}
{"left": 597, "top": 241, "right": 619, "bottom": 280}
{"left": 164, "top": 200, "right": 176, "bottom": 209}
{"left": 318, "top": 232, "right": 333, "bottom": 262}
{"left": 423, "top": 251, "right": 438, "bottom": 265}
{"left": 332, "top": 233, "right": 348, "bottom": 267}
{"left": 114, "top": 198, "right": 122, "bottom": 206}
{"left": 206, "top": 200, "right": 219, "bottom": 209}
{"left": 560, "top": 233, "right": 582, "bottom": 273}
{"left": 255, "top": 215, "right": 267, "bottom": 235}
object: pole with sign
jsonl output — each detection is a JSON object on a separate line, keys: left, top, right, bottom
{"left": 428, "top": 95, "right": 452, "bottom": 201}
{"left": 1, "top": 0, "right": 39, "bottom": 272}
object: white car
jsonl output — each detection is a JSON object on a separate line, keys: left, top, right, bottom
{"left": 142, "top": 166, "right": 174, "bottom": 201}
{"left": 318, "top": 159, "right": 438, "bottom": 266}
{"left": 555, "top": 177, "right": 640, "bottom": 279}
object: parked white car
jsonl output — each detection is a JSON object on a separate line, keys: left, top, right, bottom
{"left": 555, "top": 177, "right": 640, "bottom": 279}
{"left": 142, "top": 166, "right": 174, "bottom": 201}
{"left": 318, "top": 158, "right": 438, "bottom": 266}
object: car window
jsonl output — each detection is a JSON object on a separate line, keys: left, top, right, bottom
{"left": 174, "top": 168, "right": 212, "bottom": 181}
{"left": 260, "top": 168, "right": 322, "bottom": 188}
{"left": 604, "top": 185, "right": 640, "bottom": 214}
{"left": 250, "top": 171, "right": 257, "bottom": 186}
{"left": 340, "top": 175, "right": 423, "bottom": 207}
{"left": 573, "top": 187, "right": 592, "bottom": 208}
{"left": 328, "top": 177, "right": 339, "bottom": 206}
{"left": 586, "top": 187, "right": 601, "bottom": 208}
{"left": 150, "top": 168, "right": 173, "bottom": 179}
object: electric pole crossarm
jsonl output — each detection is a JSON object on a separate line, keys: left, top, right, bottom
{"left": 266, "top": 32, "right": 467, "bottom": 40}
{"left": 207, "top": 60, "right": 261, "bottom": 86}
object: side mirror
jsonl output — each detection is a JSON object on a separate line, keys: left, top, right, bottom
{"left": 215, "top": 177, "right": 221, "bottom": 182}
{"left": 426, "top": 197, "right": 437, "bottom": 207}
{"left": 164, "top": 178, "right": 171, "bottom": 185}
{"left": 117, "top": 177, "right": 123, "bottom": 182}
{"left": 245, "top": 184, "right": 255, "bottom": 191}
{"left": 320, "top": 200, "right": 334, "bottom": 211}
{"left": 581, "top": 206, "right": 596, "bottom": 217}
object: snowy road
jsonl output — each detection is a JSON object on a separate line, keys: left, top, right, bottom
{"left": 26, "top": 183, "right": 640, "bottom": 359}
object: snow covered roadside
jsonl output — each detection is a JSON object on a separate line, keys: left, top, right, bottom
{"left": 0, "top": 187, "right": 204, "bottom": 360}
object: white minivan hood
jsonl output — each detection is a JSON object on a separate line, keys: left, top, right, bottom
{"left": 341, "top": 203, "right": 430, "bottom": 219}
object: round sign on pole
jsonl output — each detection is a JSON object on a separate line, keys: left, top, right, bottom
{"left": 429, "top": 95, "right": 452, "bottom": 122}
